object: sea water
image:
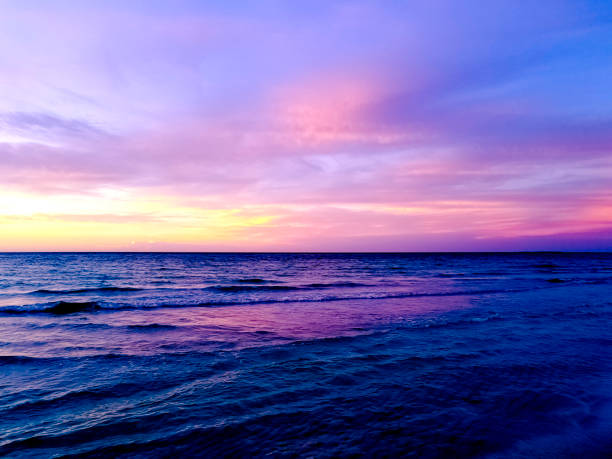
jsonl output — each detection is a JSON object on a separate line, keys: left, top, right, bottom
{"left": 1, "top": 252, "right": 611, "bottom": 457}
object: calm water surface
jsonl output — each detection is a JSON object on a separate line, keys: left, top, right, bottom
{"left": 1, "top": 253, "right": 611, "bottom": 457}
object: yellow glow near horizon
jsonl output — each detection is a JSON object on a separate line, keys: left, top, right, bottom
{"left": 0, "top": 189, "right": 280, "bottom": 250}
{"left": 1, "top": 188, "right": 609, "bottom": 251}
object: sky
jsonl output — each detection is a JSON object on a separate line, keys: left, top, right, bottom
{"left": 0, "top": 0, "right": 611, "bottom": 251}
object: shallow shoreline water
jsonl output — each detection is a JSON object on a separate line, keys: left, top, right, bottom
{"left": 1, "top": 253, "right": 611, "bottom": 457}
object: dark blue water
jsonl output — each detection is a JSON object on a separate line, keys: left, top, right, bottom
{"left": 1, "top": 253, "right": 611, "bottom": 457}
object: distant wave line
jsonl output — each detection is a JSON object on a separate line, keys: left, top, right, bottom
{"left": 0, "top": 285, "right": 573, "bottom": 315}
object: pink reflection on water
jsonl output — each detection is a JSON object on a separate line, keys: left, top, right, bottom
{"left": 0, "top": 295, "right": 474, "bottom": 359}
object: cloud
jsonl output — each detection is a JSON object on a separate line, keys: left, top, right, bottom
{"left": 0, "top": 112, "right": 108, "bottom": 139}
{"left": 0, "top": 1, "right": 611, "bottom": 249}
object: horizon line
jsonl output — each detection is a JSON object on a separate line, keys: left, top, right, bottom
{"left": 0, "top": 250, "right": 610, "bottom": 255}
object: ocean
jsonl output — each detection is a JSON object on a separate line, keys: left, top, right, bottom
{"left": 1, "top": 252, "right": 611, "bottom": 457}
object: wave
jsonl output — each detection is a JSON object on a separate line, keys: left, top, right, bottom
{"left": 209, "top": 282, "right": 370, "bottom": 292}
{"left": 44, "top": 301, "right": 101, "bottom": 314}
{"left": 0, "top": 301, "right": 101, "bottom": 315}
{"left": 15, "top": 283, "right": 370, "bottom": 297}
{"left": 533, "top": 263, "right": 560, "bottom": 269}
{"left": 208, "top": 285, "right": 300, "bottom": 293}
{"left": 34, "top": 286, "right": 143, "bottom": 295}
{"left": 0, "top": 286, "right": 547, "bottom": 315}
{"left": 304, "top": 281, "right": 370, "bottom": 288}
{"left": 0, "top": 355, "right": 44, "bottom": 364}
{"left": 0, "top": 350, "right": 219, "bottom": 367}
{"left": 404, "top": 313, "right": 506, "bottom": 331}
